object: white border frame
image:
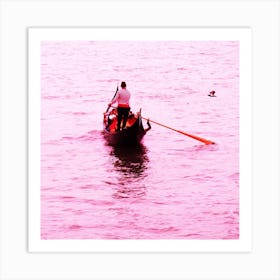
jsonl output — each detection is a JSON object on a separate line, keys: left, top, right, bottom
{"left": 28, "top": 27, "right": 252, "bottom": 253}
{"left": 1, "top": 0, "right": 279, "bottom": 279}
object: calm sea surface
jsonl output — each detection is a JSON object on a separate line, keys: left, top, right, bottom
{"left": 41, "top": 41, "right": 239, "bottom": 239}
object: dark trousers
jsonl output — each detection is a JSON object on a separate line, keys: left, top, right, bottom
{"left": 117, "top": 107, "right": 130, "bottom": 131}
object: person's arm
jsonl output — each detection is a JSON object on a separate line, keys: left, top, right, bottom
{"left": 109, "top": 91, "right": 119, "bottom": 106}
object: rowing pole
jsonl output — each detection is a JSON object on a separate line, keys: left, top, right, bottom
{"left": 142, "top": 117, "right": 215, "bottom": 145}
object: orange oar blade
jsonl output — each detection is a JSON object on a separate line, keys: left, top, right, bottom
{"left": 177, "top": 130, "right": 215, "bottom": 145}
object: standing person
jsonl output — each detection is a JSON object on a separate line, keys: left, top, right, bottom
{"left": 108, "top": 81, "right": 131, "bottom": 131}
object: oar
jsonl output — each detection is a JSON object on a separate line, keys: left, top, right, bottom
{"left": 106, "top": 84, "right": 119, "bottom": 113}
{"left": 142, "top": 117, "right": 215, "bottom": 145}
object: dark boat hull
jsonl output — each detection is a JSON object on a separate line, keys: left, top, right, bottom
{"left": 103, "top": 113, "right": 146, "bottom": 146}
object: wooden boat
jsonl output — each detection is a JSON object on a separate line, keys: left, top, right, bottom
{"left": 103, "top": 109, "right": 150, "bottom": 146}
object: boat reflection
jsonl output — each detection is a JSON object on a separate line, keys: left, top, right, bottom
{"left": 110, "top": 143, "right": 149, "bottom": 178}
{"left": 110, "top": 143, "right": 149, "bottom": 200}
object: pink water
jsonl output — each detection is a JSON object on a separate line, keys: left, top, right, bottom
{"left": 41, "top": 41, "right": 239, "bottom": 239}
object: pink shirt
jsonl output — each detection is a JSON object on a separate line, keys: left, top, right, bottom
{"left": 111, "top": 88, "right": 131, "bottom": 107}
